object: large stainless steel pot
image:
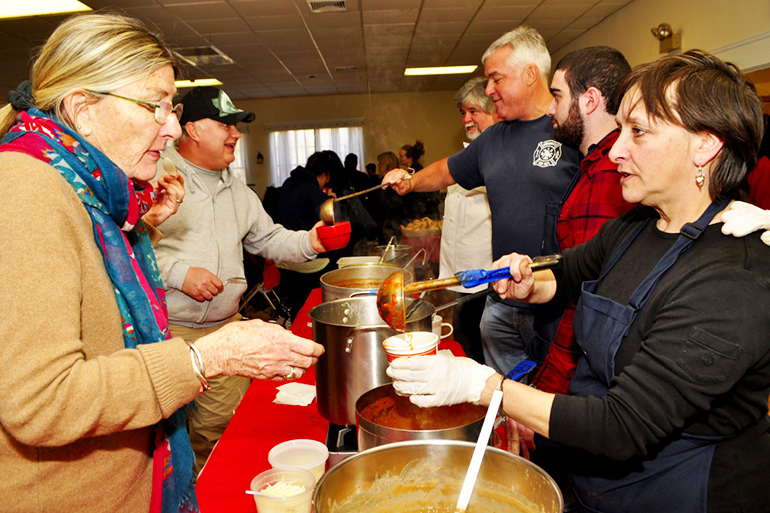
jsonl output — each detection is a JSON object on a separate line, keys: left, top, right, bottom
{"left": 313, "top": 440, "right": 564, "bottom": 513}
{"left": 309, "top": 296, "right": 433, "bottom": 426}
{"left": 371, "top": 244, "right": 411, "bottom": 266}
{"left": 356, "top": 383, "right": 487, "bottom": 451}
{"left": 319, "top": 265, "right": 412, "bottom": 303}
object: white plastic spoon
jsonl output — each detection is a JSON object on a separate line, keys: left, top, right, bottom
{"left": 455, "top": 388, "right": 503, "bottom": 512}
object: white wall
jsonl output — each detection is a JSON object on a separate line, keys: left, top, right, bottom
{"left": 553, "top": 0, "right": 770, "bottom": 71}
{"left": 238, "top": 90, "right": 467, "bottom": 196}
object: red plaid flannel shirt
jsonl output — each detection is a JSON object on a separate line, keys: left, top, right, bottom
{"left": 532, "top": 130, "right": 635, "bottom": 394}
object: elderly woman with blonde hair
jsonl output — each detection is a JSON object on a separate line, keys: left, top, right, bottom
{"left": 0, "top": 13, "right": 323, "bottom": 513}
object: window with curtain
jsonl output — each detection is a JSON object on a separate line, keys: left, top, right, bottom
{"left": 267, "top": 119, "right": 364, "bottom": 187}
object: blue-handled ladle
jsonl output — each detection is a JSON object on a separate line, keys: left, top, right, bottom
{"left": 376, "top": 254, "right": 562, "bottom": 331}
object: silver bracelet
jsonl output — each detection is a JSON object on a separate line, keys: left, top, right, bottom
{"left": 186, "top": 341, "right": 211, "bottom": 394}
{"left": 496, "top": 374, "right": 509, "bottom": 415}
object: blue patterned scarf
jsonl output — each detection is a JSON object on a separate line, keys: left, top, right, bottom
{"left": 0, "top": 108, "right": 198, "bottom": 513}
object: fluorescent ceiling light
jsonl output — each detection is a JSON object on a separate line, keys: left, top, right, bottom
{"left": 175, "top": 79, "right": 223, "bottom": 88}
{"left": 404, "top": 65, "right": 478, "bottom": 76}
{"left": 0, "top": 0, "right": 91, "bottom": 19}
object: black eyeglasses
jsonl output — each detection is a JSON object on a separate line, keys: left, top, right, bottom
{"left": 99, "top": 92, "right": 183, "bottom": 124}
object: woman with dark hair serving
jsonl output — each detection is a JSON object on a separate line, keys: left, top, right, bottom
{"left": 388, "top": 50, "right": 770, "bottom": 512}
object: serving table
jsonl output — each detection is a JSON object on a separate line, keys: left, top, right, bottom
{"left": 195, "top": 288, "right": 464, "bottom": 512}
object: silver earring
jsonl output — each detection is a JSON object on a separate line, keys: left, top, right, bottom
{"left": 695, "top": 165, "right": 705, "bottom": 189}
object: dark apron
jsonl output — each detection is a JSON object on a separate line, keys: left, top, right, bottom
{"left": 569, "top": 198, "right": 730, "bottom": 513}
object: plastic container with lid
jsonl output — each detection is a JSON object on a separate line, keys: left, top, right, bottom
{"left": 268, "top": 439, "right": 329, "bottom": 482}
{"left": 249, "top": 468, "right": 314, "bottom": 513}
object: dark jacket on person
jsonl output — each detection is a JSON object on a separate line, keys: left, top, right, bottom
{"left": 278, "top": 165, "right": 327, "bottom": 231}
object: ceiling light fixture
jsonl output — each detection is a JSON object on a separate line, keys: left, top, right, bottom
{"left": 175, "top": 79, "right": 223, "bottom": 89}
{"left": 174, "top": 46, "right": 234, "bottom": 67}
{"left": 404, "top": 65, "right": 478, "bottom": 76}
{"left": 0, "top": 0, "right": 91, "bottom": 19}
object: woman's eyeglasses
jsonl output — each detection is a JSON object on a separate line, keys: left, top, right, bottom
{"left": 99, "top": 92, "right": 183, "bottom": 124}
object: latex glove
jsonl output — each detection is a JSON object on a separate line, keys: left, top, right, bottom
{"left": 721, "top": 201, "right": 770, "bottom": 246}
{"left": 386, "top": 350, "right": 496, "bottom": 408}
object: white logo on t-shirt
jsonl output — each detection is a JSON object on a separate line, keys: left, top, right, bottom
{"left": 532, "top": 140, "right": 562, "bottom": 168}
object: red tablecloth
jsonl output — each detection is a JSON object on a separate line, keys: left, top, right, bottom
{"left": 194, "top": 288, "right": 465, "bottom": 512}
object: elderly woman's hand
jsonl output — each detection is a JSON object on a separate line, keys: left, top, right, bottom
{"left": 196, "top": 319, "right": 324, "bottom": 381}
{"left": 721, "top": 201, "right": 770, "bottom": 246}
{"left": 143, "top": 173, "right": 185, "bottom": 227}
{"left": 386, "top": 350, "right": 496, "bottom": 407}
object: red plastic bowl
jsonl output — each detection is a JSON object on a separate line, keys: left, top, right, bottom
{"left": 317, "top": 221, "right": 351, "bottom": 251}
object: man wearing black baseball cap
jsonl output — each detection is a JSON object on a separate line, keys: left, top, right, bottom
{"left": 178, "top": 85, "right": 256, "bottom": 125}
{"left": 153, "top": 86, "right": 329, "bottom": 470}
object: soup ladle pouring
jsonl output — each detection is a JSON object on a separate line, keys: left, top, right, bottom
{"left": 376, "top": 254, "right": 562, "bottom": 331}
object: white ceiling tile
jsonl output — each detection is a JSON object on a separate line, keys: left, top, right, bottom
{"left": 527, "top": 3, "right": 596, "bottom": 20}
{"left": 364, "top": 23, "right": 414, "bottom": 38}
{"left": 415, "top": 21, "right": 467, "bottom": 34}
{"left": 185, "top": 18, "right": 252, "bottom": 34}
{"left": 419, "top": 7, "right": 478, "bottom": 23}
{"left": 243, "top": 15, "right": 305, "bottom": 31}
{"left": 228, "top": 0, "right": 298, "bottom": 16}
{"left": 165, "top": 2, "right": 240, "bottom": 20}
{"left": 466, "top": 18, "right": 529, "bottom": 35}
{"left": 302, "top": 11, "right": 361, "bottom": 28}
{"left": 362, "top": 9, "right": 419, "bottom": 24}
{"left": 0, "top": 0, "right": 650, "bottom": 99}
{"left": 364, "top": 0, "right": 422, "bottom": 10}
{"left": 207, "top": 31, "right": 263, "bottom": 47}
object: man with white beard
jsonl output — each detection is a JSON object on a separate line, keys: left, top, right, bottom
{"left": 438, "top": 77, "right": 500, "bottom": 362}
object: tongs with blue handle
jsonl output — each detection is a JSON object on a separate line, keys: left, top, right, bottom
{"left": 401, "top": 254, "right": 563, "bottom": 296}
{"left": 454, "top": 254, "right": 563, "bottom": 289}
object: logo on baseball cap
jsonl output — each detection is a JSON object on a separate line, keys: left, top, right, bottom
{"left": 179, "top": 86, "right": 255, "bottom": 125}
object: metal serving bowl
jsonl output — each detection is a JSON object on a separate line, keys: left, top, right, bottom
{"left": 313, "top": 440, "right": 563, "bottom": 512}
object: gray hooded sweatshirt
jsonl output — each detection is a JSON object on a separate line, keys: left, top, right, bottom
{"left": 153, "top": 146, "right": 317, "bottom": 327}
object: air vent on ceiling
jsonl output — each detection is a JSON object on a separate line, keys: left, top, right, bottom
{"left": 335, "top": 66, "right": 358, "bottom": 71}
{"left": 174, "top": 46, "right": 234, "bottom": 67}
{"left": 307, "top": 1, "right": 347, "bottom": 13}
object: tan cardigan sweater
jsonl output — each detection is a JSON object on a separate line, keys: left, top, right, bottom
{"left": 0, "top": 152, "right": 201, "bottom": 512}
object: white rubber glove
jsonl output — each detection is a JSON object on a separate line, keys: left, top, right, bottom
{"left": 721, "top": 201, "right": 770, "bottom": 246}
{"left": 386, "top": 350, "right": 496, "bottom": 408}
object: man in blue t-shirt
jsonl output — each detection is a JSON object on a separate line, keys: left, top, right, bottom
{"left": 383, "top": 26, "right": 580, "bottom": 377}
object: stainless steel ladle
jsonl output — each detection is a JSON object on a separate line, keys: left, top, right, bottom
{"left": 319, "top": 168, "right": 415, "bottom": 225}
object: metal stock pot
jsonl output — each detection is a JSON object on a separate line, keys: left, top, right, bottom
{"left": 309, "top": 296, "right": 433, "bottom": 426}
{"left": 355, "top": 383, "right": 487, "bottom": 451}
{"left": 371, "top": 243, "right": 412, "bottom": 267}
{"left": 319, "top": 265, "right": 412, "bottom": 303}
{"left": 313, "top": 440, "right": 564, "bottom": 512}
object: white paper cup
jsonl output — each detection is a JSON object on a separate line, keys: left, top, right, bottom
{"left": 382, "top": 331, "right": 439, "bottom": 362}
{"left": 431, "top": 314, "right": 454, "bottom": 339}
{"left": 249, "top": 468, "right": 314, "bottom": 513}
{"left": 268, "top": 439, "right": 329, "bottom": 483}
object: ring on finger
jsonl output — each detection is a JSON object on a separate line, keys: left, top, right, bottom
{"left": 175, "top": 199, "right": 183, "bottom": 204}
{"left": 284, "top": 367, "right": 298, "bottom": 381}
